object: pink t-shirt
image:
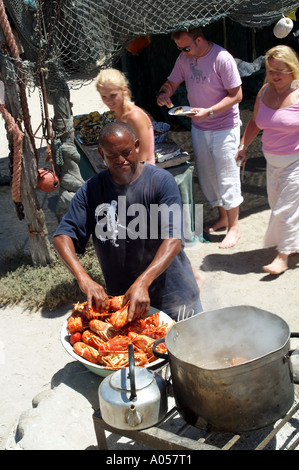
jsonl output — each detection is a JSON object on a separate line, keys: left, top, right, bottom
{"left": 255, "top": 98, "right": 299, "bottom": 155}
{"left": 168, "top": 43, "right": 241, "bottom": 131}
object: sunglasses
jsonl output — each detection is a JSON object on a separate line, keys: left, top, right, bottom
{"left": 268, "top": 68, "right": 292, "bottom": 75}
{"left": 177, "top": 38, "right": 197, "bottom": 53}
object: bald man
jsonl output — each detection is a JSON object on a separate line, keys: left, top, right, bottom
{"left": 54, "top": 121, "right": 202, "bottom": 322}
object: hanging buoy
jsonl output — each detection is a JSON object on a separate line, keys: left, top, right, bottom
{"left": 273, "top": 16, "right": 294, "bottom": 38}
{"left": 37, "top": 168, "right": 59, "bottom": 192}
{"left": 126, "top": 35, "right": 151, "bottom": 55}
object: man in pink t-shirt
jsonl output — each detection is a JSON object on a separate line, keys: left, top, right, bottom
{"left": 157, "top": 27, "right": 243, "bottom": 248}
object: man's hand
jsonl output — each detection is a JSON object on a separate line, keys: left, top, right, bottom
{"left": 78, "top": 275, "right": 108, "bottom": 312}
{"left": 53, "top": 234, "right": 108, "bottom": 312}
{"left": 123, "top": 281, "right": 151, "bottom": 322}
{"left": 156, "top": 81, "right": 178, "bottom": 108}
{"left": 187, "top": 107, "right": 210, "bottom": 120}
{"left": 122, "top": 238, "right": 182, "bottom": 322}
{"left": 157, "top": 91, "right": 173, "bottom": 108}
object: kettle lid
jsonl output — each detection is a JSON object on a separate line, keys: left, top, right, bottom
{"left": 110, "top": 366, "right": 154, "bottom": 391}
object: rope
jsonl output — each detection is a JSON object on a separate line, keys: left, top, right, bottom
{"left": 0, "top": 103, "right": 24, "bottom": 202}
{"left": 0, "top": 0, "right": 39, "bottom": 207}
{"left": 0, "top": 0, "right": 37, "bottom": 155}
{"left": 0, "top": 1, "right": 19, "bottom": 58}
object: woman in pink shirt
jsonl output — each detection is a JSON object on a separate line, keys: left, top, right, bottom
{"left": 95, "top": 68, "right": 155, "bottom": 165}
{"left": 236, "top": 45, "right": 299, "bottom": 275}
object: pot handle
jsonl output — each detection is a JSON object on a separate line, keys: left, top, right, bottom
{"left": 290, "top": 332, "right": 299, "bottom": 355}
{"left": 128, "top": 343, "right": 137, "bottom": 401}
{"left": 285, "top": 333, "right": 299, "bottom": 359}
{"left": 152, "top": 337, "right": 168, "bottom": 360}
{"left": 288, "top": 333, "right": 299, "bottom": 385}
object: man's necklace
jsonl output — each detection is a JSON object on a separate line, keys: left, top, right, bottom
{"left": 194, "top": 42, "right": 211, "bottom": 63}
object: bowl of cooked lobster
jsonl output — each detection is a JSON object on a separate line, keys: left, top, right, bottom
{"left": 61, "top": 295, "right": 174, "bottom": 376}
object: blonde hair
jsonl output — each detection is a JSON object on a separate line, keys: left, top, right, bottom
{"left": 95, "top": 68, "right": 132, "bottom": 101}
{"left": 265, "top": 45, "right": 299, "bottom": 82}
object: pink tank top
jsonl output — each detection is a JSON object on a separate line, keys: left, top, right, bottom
{"left": 255, "top": 93, "right": 299, "bottom": 155}
{"left": 143, "top": 110, "right": 155, "bottom": 165}
{"left": 127, "top": 107, "right": 155, "bottom": 165}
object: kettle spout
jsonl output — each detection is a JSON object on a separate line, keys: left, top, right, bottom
{"left": 126, "top": 404, "right": 143, "bottom": 427}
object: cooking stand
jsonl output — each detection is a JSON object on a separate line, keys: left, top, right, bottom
{"left": 93, "top": 407, "right": 218, "bottom": 450}
{"left": 93, "top": 394, "right": 299, "bottom": 450}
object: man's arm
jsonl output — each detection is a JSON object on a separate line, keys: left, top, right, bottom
{"left": 124, "top": 237, "right": 182, "bottom": 321}
{"left": 156, "top": 80, "right": 180, "bottom": 108}
{"left": 209, "top": 85, "right": 242, "bottom": 114}
{"left": 191, "top": 85, "right": 242, "bottom": 121}
{"left": 53, "top": 234, "right": 108, "bottom": 311}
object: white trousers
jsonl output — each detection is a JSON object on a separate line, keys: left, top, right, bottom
{"left": 191, "top": 125, "right": 243, "bottom": 210}
{"left": 264, "top": 152, "right": 299, "bottom": 254}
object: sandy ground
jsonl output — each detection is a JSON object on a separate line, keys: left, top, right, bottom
{"left": 0, "top": 82, "right": 299, "bottom": 450}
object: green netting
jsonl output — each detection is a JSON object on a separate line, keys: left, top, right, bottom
{"left": 2, "top": 0, "right": 299, "bottom": 92}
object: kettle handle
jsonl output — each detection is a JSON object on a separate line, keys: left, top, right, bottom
{"left": 128, "top": 343, "right": 137, "bottom": 401}
{"left": 152, "top": 337, "right": 168, "bottom": 360}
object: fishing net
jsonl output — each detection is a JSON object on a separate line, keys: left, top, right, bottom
{"left": 0, "top": 0, "right": 298, "bottom": 220}
{"left": 1, "top": 0, "right": 299, "bottom": 92}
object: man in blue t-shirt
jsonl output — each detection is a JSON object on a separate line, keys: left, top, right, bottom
{"left": 53, "top": 122, "right": 202, "bottom": 321}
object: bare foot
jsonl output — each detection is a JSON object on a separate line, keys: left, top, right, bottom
{"left": 205, "top": 206, "right": 228, "bottom": 233}
{"left": 219, "top": 227, "right": 240, "bottom": 249}
{"left": 191, "top": 265, "right": 205, "bottom": 290}
{"left": 205, "top": 218, "right": 228, "bottom": 233}
{"left": 262, "top": 253, "right": 288, "bottom": 275}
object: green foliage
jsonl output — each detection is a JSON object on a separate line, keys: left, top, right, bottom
{"left": 0, "top": 245, "right": 105, "bottom": 311}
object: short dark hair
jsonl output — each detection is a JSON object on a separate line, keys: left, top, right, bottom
{"left": 171, "top": 27, "right": 204, "bottom": 41}
{"left": 98, "top": 121, "right": 136, "bottom": 147}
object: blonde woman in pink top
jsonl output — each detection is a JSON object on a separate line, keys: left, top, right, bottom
{"left": 95, "top": 68, "right": 155, "bottom": 165}
{"left": 236, "top": 46, "right": 299, "bottom": 275}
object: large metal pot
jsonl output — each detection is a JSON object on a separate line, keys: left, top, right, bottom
{"left": 153, "top": 305, "right": 299, "bottom": 433}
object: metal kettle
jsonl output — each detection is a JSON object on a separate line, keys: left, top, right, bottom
{"left": 98, "top": 344, "right": 168, "bottom": 430}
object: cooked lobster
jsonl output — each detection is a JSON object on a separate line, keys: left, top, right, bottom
{"left": 67, "top": 296, "right": 173, "bottom": 369}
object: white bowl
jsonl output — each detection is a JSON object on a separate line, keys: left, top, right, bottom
{"left": 60, "top": 307, "right": 173, "bottom": 376}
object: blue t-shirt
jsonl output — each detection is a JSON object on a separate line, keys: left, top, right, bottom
{"left": 54, "top": 163, "right": 200, "bottom": 320}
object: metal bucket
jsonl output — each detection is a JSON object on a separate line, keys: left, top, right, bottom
{"left": 154, "top": 305, "right": 299, "bottom": 433}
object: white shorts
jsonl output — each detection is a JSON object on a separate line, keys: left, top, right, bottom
{"left": 191, "top": 126, "right": 243, "bottom": 210}
{"left": 263, "top": 151, "right": 299, "bottom": 254}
